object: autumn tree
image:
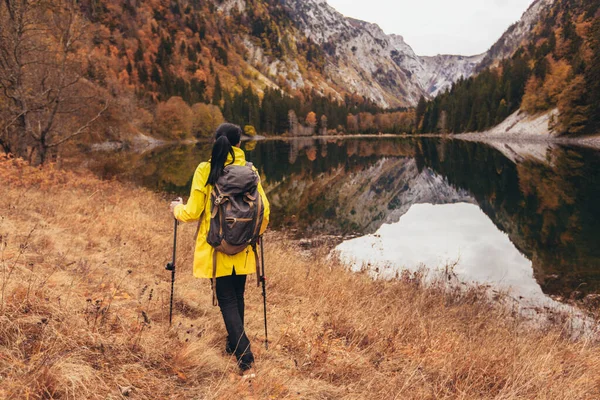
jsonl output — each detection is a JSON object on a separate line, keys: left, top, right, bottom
{"left": 154, "top": 97, "right": 193, "bottom": 139}
{"left": 305, "top": 111, "right": 317, "bottom": 135}
{"left": 358, "top": 112, "right": 375, "bottom": 133}
{"left": 191, "top": 103, "right": 224, "bottom": 137}
{"left": 319, "top": 115, "right": 328, "bottom": 135}
{"left": 244, "top": 125, "right": 257, "bottom": 137}
{"left": 557, "top": 76, "right": 588, "bottom": 134}
{"left": 288, "top": 110, "right": 299, "bottom": 135}
{"left": 522, "top": 77, "right": 546, "bottom": 113}
{"left": 346, "top": 114, "right": 358, "bottom": 133}
{"left": 0, "top": 0, "right": 107, "bottom": 164}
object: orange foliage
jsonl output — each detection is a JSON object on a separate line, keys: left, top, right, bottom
{"left": 154, "top": 97, "right": 193, "bottom": 139}
{"left": 522, "top": 76, "right": 546, "bottom": 113}
{"left": 522, "top": 58, "right": 572, "bottom": 113}
{"left": 305, "top": 111, "right": 317, "bottom": 127}
{"left": 557, "top": 75, "right": 588, "bottom": 134}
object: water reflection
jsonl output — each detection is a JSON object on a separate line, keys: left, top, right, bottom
{"left": 85, "top": 137, "right": 600, "bottom": 305}
{"left": 336, "top": 203, "right": 552, "bottom": 307}
{"left": 417, "top": 140, "right": 600, "bottom": 303}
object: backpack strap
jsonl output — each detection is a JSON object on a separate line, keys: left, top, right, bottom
{"left": 211, "top": 250, "right": 218, "bottom": 306}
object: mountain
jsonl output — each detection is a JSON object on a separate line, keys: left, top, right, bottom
{"left": 2, "top": 0, "right": 582, "bottom": 164}
{"left": 279, "top": 0, "right": 485, "bottom": 107}
{"left": 418, "top": 54, "right": 486, "bottom": 97}
{"left": 418, "top": 0, "right": 600, "bottom": 136}
{"left": 477, "top": 0, "right": 557, "bottom": 71}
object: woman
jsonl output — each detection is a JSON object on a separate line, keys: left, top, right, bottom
{"left": 170, "top": 123, "right": 270, "bottom": 373}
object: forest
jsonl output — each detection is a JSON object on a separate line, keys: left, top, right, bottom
{"left": 0, "top": 0, "right": 414, "bottom": 165}
{"left": 418, "top": 0, "right": 600, "bottom": 136}
{"left": 2, "top": 0, "right": 598, "bottom": 166}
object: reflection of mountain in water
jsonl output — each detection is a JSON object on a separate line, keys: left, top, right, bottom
{"left": 251, "top": 137, "right": 600, "bottom": 303}
{"left": 246, "top": 138, "right": 473, "bottom": 237}
{"left": 265, "top": 156, "right": 474, "bottom": 236}
{"left": 85, "top": 137, "right": 600, "bottom": 304}
{"left": 336, "top": 203, "right": 556, "bottom": 308}
{"left": 419, "top": 140, "right": 600, "bottom": 301}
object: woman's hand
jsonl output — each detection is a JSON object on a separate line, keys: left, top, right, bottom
{"left": 170, "top": 197, "right": 183, "bottom": 214}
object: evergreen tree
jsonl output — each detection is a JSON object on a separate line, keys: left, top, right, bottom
{"left": 151, "top": 65, "right": 162, "bottom": 84}
{"left": 415, "top": 95, "right": 427, "bottom": 132}
{"left": 212, "top": 74, "right": 222, "bottom": 105}
{"left": 134, "top": 44, "right": 144, "bottom": 62}
{"left": 222, "top": 91, "right": 234, "bottom": 123}
{"left": 585, "top": 18, "right": 600, "bottom": 133}
{"left": 137, "top": 65, "right": 148, "bottom": 84}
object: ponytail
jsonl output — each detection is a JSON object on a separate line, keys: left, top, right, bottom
{"left": 206, "top": 136, "right": 234, "bottom": 186}
{"left": 206, "top": 123, "right": 242, "bottom": 186}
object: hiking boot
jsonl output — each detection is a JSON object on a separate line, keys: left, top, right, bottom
{"left": 238, "top": 351, "right": 254, "bottom": 372}
{"left": 225, "top": 339, "right": 234, "bottom": 355}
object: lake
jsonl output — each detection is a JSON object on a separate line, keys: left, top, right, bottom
{"left": 88, "top": 137, "right": 600, "bottom": 310}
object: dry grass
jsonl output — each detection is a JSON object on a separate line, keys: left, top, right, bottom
{"left": 0, "top": 154, "right": 599, "bottom": 399}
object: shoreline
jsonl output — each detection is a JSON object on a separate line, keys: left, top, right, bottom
{"left": 89, "top": 129, "right": 600, "bottom": 154}
{"left": 457, "top": 131, "right": 600, "bottom": 151}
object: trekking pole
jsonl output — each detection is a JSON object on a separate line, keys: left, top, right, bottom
{"left": 260, "top": 236, "right": 268, "bottom": 349}
{"left": 165, "top": 218, "right": 178, "bottom": 326}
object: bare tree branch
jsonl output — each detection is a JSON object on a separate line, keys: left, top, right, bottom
{"left": 47, "top": 99, "right": 109, "bottom": 148}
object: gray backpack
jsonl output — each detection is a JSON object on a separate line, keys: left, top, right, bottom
{"left": 207, "top": 163, "right": 264, "bottom": 304}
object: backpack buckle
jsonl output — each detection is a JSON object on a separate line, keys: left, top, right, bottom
{"left": 214, "top": 195, "right": 224, "bottom": 205}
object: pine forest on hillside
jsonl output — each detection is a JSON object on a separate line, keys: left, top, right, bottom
{"left": 418, "top": 0, "right": 600, "bottom": 136}
{"left": 0, "top": 0, "right": 415, "bottom": 164}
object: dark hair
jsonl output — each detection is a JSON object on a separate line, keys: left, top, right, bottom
{"left": 206, "top": 123, "right": 243, "bottom": 186}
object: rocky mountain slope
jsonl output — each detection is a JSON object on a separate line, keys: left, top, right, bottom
{"left": 213, "top": 0, "right": 557, "bottom": 109}
{"left": 278, "top": 0, "right": 488, "bottom": 106}
{"left": 418, "top": 0, "right": 599, "bottom": 136}
{"left": 418, "top": 54, "right": 486, "bottom": 97}
{"left": 478, "top": 0, "right": 557, "bottom": 70}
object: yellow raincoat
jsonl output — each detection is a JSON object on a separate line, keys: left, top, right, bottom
{"left": 174, "top": 147, "right": 270, "bottom": 279}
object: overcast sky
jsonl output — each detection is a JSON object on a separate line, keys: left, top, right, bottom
{"left": 326, "top": 0, "right": 535, "bottom": 56}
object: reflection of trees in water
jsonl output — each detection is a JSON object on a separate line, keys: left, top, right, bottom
{"left": 245, "top": 138, "right": 422, "bottom": 185}
{"left": 288, "top": 138, "right": 317, "bottom": 164}
{"left": 249, "top": 138, "right": 472, "bottom": 239}
{"left": 421, "top": 140, "right": 600, "bottom": 299}
{"left": 87, "top": 143, "right": 212, "bottom": 194}
{"left": 88, "top": 138, "right": 600, "bottom": 301}
{"left": 319, "top": 138, "right": 328, "bottom": 158}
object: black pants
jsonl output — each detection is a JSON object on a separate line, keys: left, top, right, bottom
{"left": 215, "top": 270, "right": 254, "bottom": 370}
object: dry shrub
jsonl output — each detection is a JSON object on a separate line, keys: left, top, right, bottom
{"left": 1, "top": 156, "right": 599, "bottom": 399}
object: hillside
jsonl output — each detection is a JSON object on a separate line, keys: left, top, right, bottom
{"left": 1, "top": 0, "right": 587, "bottom": 165}
{"left": 419, "top": 0, "right": 600, "bottom": 136}
{"left": 477, "top": 0, "right": 557, "bottom": 70}
{"left": 0, "top": 0, "right": 468, "bottom": 163}
{"left": 80, "top": 0, "right": 491, "bottom": 108}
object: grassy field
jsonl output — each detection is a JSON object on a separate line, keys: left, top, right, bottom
{"left": 1, "top": 154, "right": 599, "bottom": 399}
